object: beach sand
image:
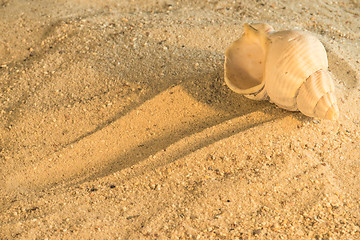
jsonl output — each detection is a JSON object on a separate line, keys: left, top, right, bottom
{"left": 0, "top": 0, "right": 360, "bottom": 239}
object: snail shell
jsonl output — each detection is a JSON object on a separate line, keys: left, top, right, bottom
{"left": 224, "top": 23, "right": 339, "bottom": 120}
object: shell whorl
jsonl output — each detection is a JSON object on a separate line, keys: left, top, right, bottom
{"left": 296, "top": 69, "right": 339, "bottom": 120}
{"left": 264, "top": 31, "right": 329, "bottom": 111}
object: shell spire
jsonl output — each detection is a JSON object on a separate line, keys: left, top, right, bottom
{"left": 296, "top": 69, "right": 339, "bottom": 120}
{"left": 224, "top": 23, "right": 339, "bottom": 120}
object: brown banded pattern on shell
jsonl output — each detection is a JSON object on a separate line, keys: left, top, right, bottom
{"left": 224, "top": 23, "right": 339, "bottom": 120}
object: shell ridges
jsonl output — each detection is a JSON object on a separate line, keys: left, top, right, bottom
{"left": 296, "top": 69, "right": 338, "bottom": 120}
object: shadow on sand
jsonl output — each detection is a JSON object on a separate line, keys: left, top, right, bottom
{"left": 5, "top": 12, "right": 355, "bottom": 192}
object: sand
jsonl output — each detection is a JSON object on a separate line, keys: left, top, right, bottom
{"left": 0, "top": 0, "right": 360, "bottom": 239}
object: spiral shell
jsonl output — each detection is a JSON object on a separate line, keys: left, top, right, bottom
{"left": 224, "top": 23, "right": 339, "bottom": 120}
